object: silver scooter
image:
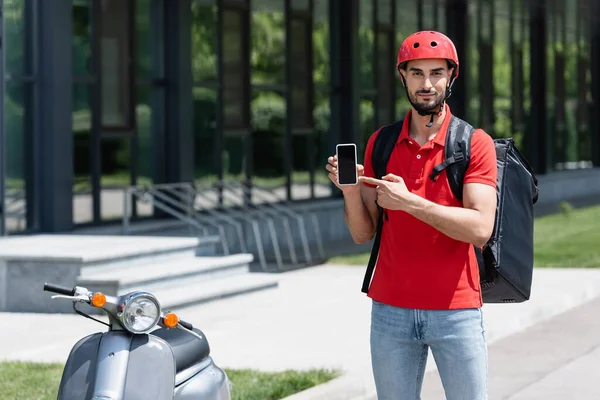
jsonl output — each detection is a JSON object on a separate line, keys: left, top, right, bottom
{"left": 43, "top": 282, "right": 232, "bottom": 400}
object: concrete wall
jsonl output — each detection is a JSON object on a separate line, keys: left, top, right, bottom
{"left": 534, "top": 168, "right": 600, "bottom": 215}
{"left": 0, "top": 258, "right": 82, "bottom": 313}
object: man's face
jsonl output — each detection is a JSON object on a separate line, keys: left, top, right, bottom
{"left": 400, "top": 58, "right": 453, "bottom": 114}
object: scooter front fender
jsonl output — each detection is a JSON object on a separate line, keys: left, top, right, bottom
{"left": 58, "top": 331, "right": 176, "bottom": 400}
{"left": 174, "top": 356, "right": 231, "bottom": 400}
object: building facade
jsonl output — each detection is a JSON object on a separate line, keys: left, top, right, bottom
{"left": 0, "top": 0, "right": 599, "bottom": 235}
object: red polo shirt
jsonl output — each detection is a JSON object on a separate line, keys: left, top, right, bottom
{"left": 362, "top": 105, "right": 497, "bottom": 310}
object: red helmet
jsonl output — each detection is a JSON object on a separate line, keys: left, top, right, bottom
{"left": 397, "top": 31, "right": 459, "bottom": 79}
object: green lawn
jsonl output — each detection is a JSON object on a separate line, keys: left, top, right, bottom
{"left": 328, "top": 204, "right": 600, "bottom": 268}
{"left": 0, "top": 362, "right": 339, "bottom": 400}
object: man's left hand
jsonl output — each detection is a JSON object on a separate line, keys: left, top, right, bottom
{"left": 359, "top": 174, "right": 416, "bottom": 212}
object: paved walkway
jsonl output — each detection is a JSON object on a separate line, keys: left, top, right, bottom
{"left": 1, "top": 265, "right": 600, "bottom": 400}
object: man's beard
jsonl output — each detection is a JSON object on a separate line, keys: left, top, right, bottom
{"left": 409, "top": 89, "right": 446, "bottom": 115}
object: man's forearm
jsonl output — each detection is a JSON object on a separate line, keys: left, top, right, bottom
{"left": 343, "top": 191, "right": 376, "bottom": 244}
{"left": 406, "top": 194, "right": 492, "bottom": 247}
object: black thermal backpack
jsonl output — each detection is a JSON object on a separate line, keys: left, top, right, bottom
{"left": 361, "top": 115, "right": 539, "bottom": 303}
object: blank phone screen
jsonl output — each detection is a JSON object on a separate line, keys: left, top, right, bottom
{"left": 337, "top": 144, "right": 357, "bottom": 185}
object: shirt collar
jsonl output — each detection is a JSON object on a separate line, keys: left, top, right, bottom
{"left": 397, "top": 104, "right": 453, "bottom": 147}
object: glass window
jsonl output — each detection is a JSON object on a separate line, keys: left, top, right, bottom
{"left": 291, "top": 0, "right": 310, "bottom": 11}
{"left": 377, "top": 0, "right": 393, "bottom": 25}
{"left": 376, "top": 30, "right": 394, "bottom": 127}
{"left": 575, "top": 0, "right": 592, "bottom": 164}
{"left": 193, "top": 87, "right": 218, "bottom": 183}
{"left": 313, "top": 0, "right": 332, "bottom": 199}
{"left": 358, "top": 0, "right": 374, "bottom": 92}
{"left": 73, "top": 84, "right": 93, "bottom": 224}
{"left": 290, "top": 18, "right": 312, "bottom": 130}
{"left": 72, "top": 0, "right": 93, "bottom": 224}
{"left": 134, "top": 0, "right": 164, "bottom": 218}
{"left": 4, "top": 0, "right": 32, "bottom": 233}
{"left": 436, "top": 0, "right": 446, "bottom": 33}
{"left": 493, "top": 0, "right": 511, "bottom": 141}
{"left": 359, "top": 1, "right": 375, "bottom": 156}
{"left": 191, "top": 0, "right": 218, "bottom": 83}
{"left": 251, "top": 1, "right": 286, "bottom": 198}
{"left": 73, "top": 0, "right": 92, "bottom": 76}
{"left": 466, "top": 1, "right": 480, "bottom": 126}
{"left": 251, "top": 0, "right": 285, "bottom": 86}
{"left": 290, "top": 15, "right": 315, "bottom": 201}
{"left": 291, "top": 133, "right": 316, "bottom": 200}
{"left": 510, "top": 0, "right": 527, "bottom": 150}
{"left": 136, "top": 0, "right": 164, "bottom": 80}
{"left": 100, "top": 137, "right": 132, "bottom": 220}
{"left": 395, "top": 0, "right": 419, "bottom": 118}
{"left": 4, "top": 82, "right": 30, "bottom": 232}
{"left": 135, "top": 85, "right": 157, "bottom": 217}
{"left": 4, "top": 0, "right": 29, "bottom": 77}
{"left": 99, "top": 0, "right": 133, "bottom": 128}
{"left": 192, "top": 0, "right": 219, "bottom": 188}
{"left": 222, "top": 9, "right": 248, "bottom": 130}
{"left": 421, "top": 0, "right": 436, "bottom": 30}
{"left": 250, "top": 90, "right": 286, "bottom": 192}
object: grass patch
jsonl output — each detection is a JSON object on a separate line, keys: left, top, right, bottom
{"left": 227, "top": 368, "right": 340, "bottom": 400}
{"left": 533, "top": 204, "right": 600, "bottom": 268}
{"left": 0, "top": 361, "right": 339, "bottom": 400}
{"left": 327, "top": 204, "right": 600, "bottom": 268}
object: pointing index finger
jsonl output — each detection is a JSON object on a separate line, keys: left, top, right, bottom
{"left": 359, "top": 176, "right": 386, "bottom": 186}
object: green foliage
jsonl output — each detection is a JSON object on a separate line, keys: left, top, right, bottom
{"left": 251, "top": 12, "right": 286, "bottom": 85}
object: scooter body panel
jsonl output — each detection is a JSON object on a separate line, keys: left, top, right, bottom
{"left": 57, "top": 333, "right": 102, "bottom": 400}
{"left": 174, "top": 356, "right": 231, "bottom": 400}
{"left": 58, "top": 331, "right": 176, "bottom": 400}
{"left": 123, "top": 333, "right": 176, "bottom": 399}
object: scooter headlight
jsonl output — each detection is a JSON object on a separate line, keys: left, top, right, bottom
{"left": 119, "top": 292, "right": 160, "bottom": 334}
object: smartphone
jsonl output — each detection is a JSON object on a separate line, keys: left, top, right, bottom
{"left": 336, "top": 143, "right": 358, "bottom": 185}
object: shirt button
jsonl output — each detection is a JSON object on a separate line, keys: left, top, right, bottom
{"left": 416, "top": 154, "right": 421, "bottom": 159}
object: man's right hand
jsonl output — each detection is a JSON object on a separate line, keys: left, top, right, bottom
{"left": 326, "top": 155, "right": 364, "bottom": 195}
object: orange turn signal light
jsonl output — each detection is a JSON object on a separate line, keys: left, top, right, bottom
{"left": 164, "top": 313, "right": 179, "bottom": 329}
{"left": 91, "top": 292, "right": 107, "bottom": 308}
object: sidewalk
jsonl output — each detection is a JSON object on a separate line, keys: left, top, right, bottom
{"left": 1, "top": 264, "right": 600, "bottom": 400}
{"left": 421, "top": 295, "right": 600, "bottom": 400}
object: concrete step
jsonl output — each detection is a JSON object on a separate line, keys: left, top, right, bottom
{"left": 78, "top": 253, "right": 255, "bottom": 296}
{"left": 79, "top": 235, "right": 221, "bottom": 272}
{"left": 147, "top": 272, "right": 279, "bottom": 312}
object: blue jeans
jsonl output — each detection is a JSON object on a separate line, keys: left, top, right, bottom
{"left": 370, "top": 300, "right": 488, "bottom": 400}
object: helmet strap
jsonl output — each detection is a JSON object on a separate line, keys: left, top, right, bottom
{"left": 403, "top": 86, "right": 446, "bottom": 127}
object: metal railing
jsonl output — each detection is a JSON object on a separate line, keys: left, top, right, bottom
{"left": 121, "top": 181, "right": 325, "bottom": 272}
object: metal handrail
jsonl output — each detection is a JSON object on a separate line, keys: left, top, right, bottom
{"left": 123, "top": 185, "right": 232, "bottom": 255}
{"left": 191, "top": 184, "right": 274, "bottom": 271}
{"left": 212, "top": 181, "right": 308, "bottom": 266}
{"left": 137, "top": 187, "right": 234, "bottom": 255}
{"left": 121, "top": 180, "right": 325, "bottom": 272}
{"left": 216, "top": 180, "right": 326, "bottom": 261}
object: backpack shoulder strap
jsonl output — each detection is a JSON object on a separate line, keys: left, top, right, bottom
{"left": 429, "top": 116, "right": 474, "bottom": 201}
{"left": 361, "top": 120, "right": 403, "bottom": 294}
{"left": 372, "top": 120, "right": 404, "bottom": 180}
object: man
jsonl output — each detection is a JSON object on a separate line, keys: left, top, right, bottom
{"left": 325, "top": 31, "right": 498, "bottom": 399}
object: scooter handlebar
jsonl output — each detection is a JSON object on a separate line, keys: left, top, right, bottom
{"left": 43, "top": 282, "right": 76, "bottom": 296}
{"left": 179, "top": 319, "right": 193, "bottom": 331}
